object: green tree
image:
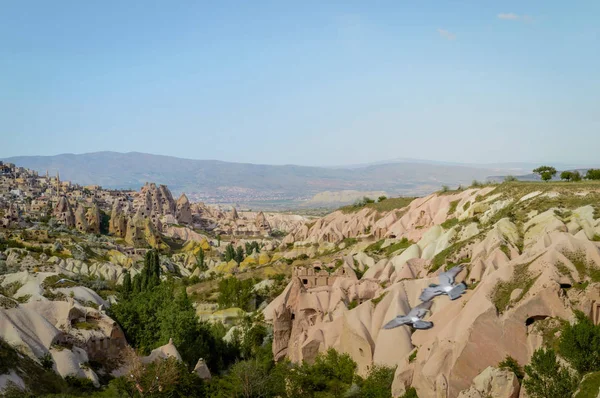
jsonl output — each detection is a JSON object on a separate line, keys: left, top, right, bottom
{"left": 121, "top": 271, "right": 132, "bottom": 298}
{"left": 359, "top": 364, "right": 396, "bottom": 398}
{"left": 523, "top": 348, "right": 579, "bottom": 398}
{"left": 533, "top": 166, "right": 557, "bottom": 182}
{"left": 217, "top": 277, "right": 255, "bottom": 311}
{"left": 224, "top": 244, "right": 236, "bottom": 262}
{"left": 235, "top": 246, "right": 245, "bottom": 264}
{"left": 560, "top": 170, "right": 581, "bottom": 182}
{"left": 377, "top": 196, "right": 387, "bottom": 203}
{"left": 558, "top": 310, "right": 600, "bottom": 374}
{"left": 586, "top": 169, "right": 600, "bottom": 180}
{"left": 197, "top": 247, "right": 207, "bottom": 272}
{"left": 132, "top": 274, "right": 141, "bottom": 294}
{"left": 99, "top": 211, "right": 110, "bottom": 235}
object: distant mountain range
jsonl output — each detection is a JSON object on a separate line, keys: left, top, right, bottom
{"left": 4, "top": 152, "right": 591, "bottom": 207}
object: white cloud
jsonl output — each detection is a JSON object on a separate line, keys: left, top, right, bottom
{"left": 498, "top": 13, "right": 532, "bottom": 22}
{"left": 437, "top": 28, "right": 456, "bottom": 40}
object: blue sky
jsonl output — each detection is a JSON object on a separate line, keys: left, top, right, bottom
{"left": 1, "top": 1, "right": 599, "bottom": 166}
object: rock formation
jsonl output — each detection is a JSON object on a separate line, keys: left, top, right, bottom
{"left": 74, "top": 204, "right": 88, "bottom": 233}
{"left": 109, "top": 199, "right": 128, "bottom": 237}
{"left": 457, "top": 366, "right": 520, "bottom": 398}
{"left": 176, "top": 194, "right": 192, "bottom": 225}
{"left": 85, "top": 202, "right": 101, "bottom": 234}
{"left": 193, "top": 358, "right": 212, "bottom": 380}
{"left": 266, "top": 186, "right": 600, "bottom": 397}
{"left": 255, "top": 211, "right": 271, "bottom": 232}
{"left": 53, "top": 196, "right": 75, "bottom": 228}
{"left": 125, "top": 214, "right": 166, "bottom": 250}
{"left": 0, "top": 202, "right": 21, "bottom": 228}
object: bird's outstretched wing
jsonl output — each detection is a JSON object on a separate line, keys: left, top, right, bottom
{"left": 419, "top": 286, "right": 443, "bottom": 302}
{"left": 407, "top": 300, "right": 433, "bottom": 318}
{"left": 413, "top": 320, "right": 434, "bottom": 330}
{"left": 448, "top": 282, "right": 468, "bottom": 300}
{"left": 382, "top": 316, "right": 411, "bottom": 329}
{"left": 439, "top": 265, "right": 464, "bottom": 285}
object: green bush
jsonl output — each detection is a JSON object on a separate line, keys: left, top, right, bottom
{"left": 523, "top": 347, "right": 579, "bottom": 398}
{"left": 558, "top": 311, "right": 600, "bottom": 374}
{"left": 39, "top": 352, "right": 54, "bottom": 370}
{"left": 498, "top": 355, "right": 524, "bottom": 380}
{"left": 216, "top": 277, "right": 256, "bottom": 311}
{"left": 359, "top": 364, "right": 396, "bottom": 398}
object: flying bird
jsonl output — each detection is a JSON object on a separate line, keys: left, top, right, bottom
{"left": 419, "top": 265, "right": 467, "bottom": 302}
{"left": 382, "top": 300, "right": 433, "bottom": 330}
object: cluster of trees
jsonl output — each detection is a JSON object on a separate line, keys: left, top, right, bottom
{"left": 245, "top": 241, "right": 260, "bottom": 256}
{"left": 121, "top": 250, "right": 161, "bottom": 298}
{"left": 108, "top": 250, "right": 401, "bottom": 397}
{"left": 533, "top": 166, "right": 600, "bottom": 182}
{"left": 209, "top": 348, "right": 399, "bottom": 398}
{"left": 507, "top": 312, "right": 600, "bottom": 398}
{"left": 111, "top": 252, "right": 241, "bottom": 373}
{"left": 222, "top": 241, "right": 260, "bottom": 264}
{"left": 223, "top": 243, "right": 245, "bottom": 264}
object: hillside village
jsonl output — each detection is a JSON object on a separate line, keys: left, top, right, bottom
{"left": 1, "top": 161, "right": 600, "bottom": 397}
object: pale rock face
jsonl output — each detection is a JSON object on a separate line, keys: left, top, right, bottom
{"left": 176, "top": 194, "right": 192, "bottom": 224}
{"left": 194, "top": 358, "right": 212, "bottom": 380}
{"left": 109, "top": 199, "right": 128, "bottom": 237}
{"left": 85, "top": 203, "right": 101, "bottom": 234}
{"left": 53, "top": 196, "right": 75, "bottom": 228}
{"left": 457, "top": 366, "right": 520, "bottom": 398}
{"left": 267, "top": 186, "right": 600, "bottom": 398}
{"left": 74, "top": 204, "right": 89, "bottom": 233}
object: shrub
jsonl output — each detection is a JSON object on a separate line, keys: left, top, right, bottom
{"left": 408, "top": 349, "right": 418, "bottom": 363}
{"left": 523, "top": 348, "right": 579, "bottom": 398}
{"left": 359, "top": 364, "right": 396, "bottom": 398}
{"left": 558, "top": 310, "right": 600, "bottom": 374}
{"left": 39, "top": 353, "right": 54, "bottom": 370}
{"left": 401, "top": 387, "right": 419, "bottom": 398}
{"left": 217, "top": 277, "right": 256, "bottom": 311}
{"left": 441, "top": 185, "right": 450, "bottom": 193}
{"left": 377, "top": 196, "right": 388, "bottom": 203}
{"left": 441, "top": 218, "right": 458, "bottom": 229}
{"left": 498, "top": 355, "right": 524, "bottom": 380}
{"left": 504, "top": 175, "right": 518, "bottom": 182}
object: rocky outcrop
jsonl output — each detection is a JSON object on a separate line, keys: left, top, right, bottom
{"left": 74, "top": 204, "right": 88, "bottom": 233}
{"left": 194, "top": 358, "right": 212, "bottom": 380}
{"left": 125, "top": 215, "right": 166, "bottom": 249}
{"left": 255, "top": 211, "right": 271, "bottom": 232}
{"left": 176, "top": 194, "right": 192, "bottom": 225}
{"left": 266, "top": 186, "right": 600, "bottom": 397}
{"left": 109, "top": 199, "right": 128, "bottom": 237}
{"left": 0, "top": 203, "right": 21, "bottom": 228}
{"left": 53, "top": 196, "right": 75, "bottom": 228}
{"left": 457, "top": 366, "right": 520, "bottom": 398}
{"left": 86, "top": 202, "right": 101, "bottom": 234}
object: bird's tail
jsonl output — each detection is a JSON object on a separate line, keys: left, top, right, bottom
{"left": 448, "top": 282, "right": 467, "bottom": 300}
